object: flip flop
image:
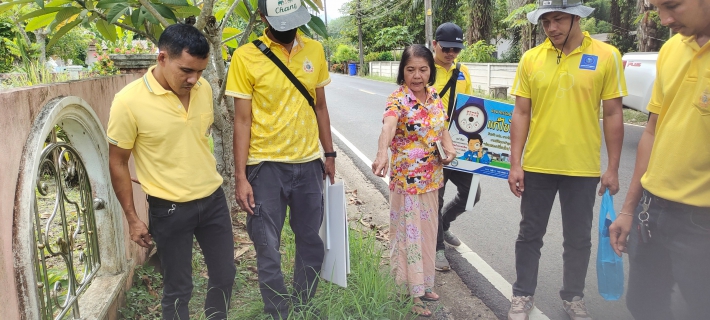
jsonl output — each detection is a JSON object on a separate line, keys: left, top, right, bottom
{"left": 420, "top": 290, "right": 440, "bottom": 302}
{"left": 411, "top": 302, "right": 432, "bottom": 318}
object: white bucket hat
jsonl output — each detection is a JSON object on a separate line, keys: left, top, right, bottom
{"left": 527, "top": 0, "right": 595, "bottom": 24}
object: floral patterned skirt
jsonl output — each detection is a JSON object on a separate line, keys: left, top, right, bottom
{"left": 389, "top": 189, "right": 439, "bottom": 297}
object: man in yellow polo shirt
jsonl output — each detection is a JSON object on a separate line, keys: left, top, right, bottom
{"left": 430, "top": 22, "right": 483, "bottom": 272}
{"left": 609, "top": 0, "right": 710, "bottom": 317}
{"left": 108, "top": 24, "right": 235, "bottom": 320}
{"left": 226, "top": 0, "right": 335, "bottom": 318}
{"left": 507, "top": 0, "right": 626, "bottom": 319}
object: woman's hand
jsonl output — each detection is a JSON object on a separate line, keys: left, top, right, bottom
{"left": 372, "top": 151, "right": 389, "bottom": 177}
{"left": 440, "top": 131, "right": 456, "bottom": 165}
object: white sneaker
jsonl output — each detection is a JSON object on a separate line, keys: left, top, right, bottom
{"left": 562, "top": 296, "right": 592, "bottom": 320}
{"left": 508, "top": 295, "right": 534, "bottom": 320}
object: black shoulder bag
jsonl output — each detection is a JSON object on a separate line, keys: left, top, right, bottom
{"left": 439, "top": 62, "right": 461, "bottom": 119}
{"left": 252, "top": 39, "right": 316, "bottom": 114}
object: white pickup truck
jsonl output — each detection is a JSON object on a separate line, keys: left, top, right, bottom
{"left": 621, "top": 52, "right": 658, "bottom": 114}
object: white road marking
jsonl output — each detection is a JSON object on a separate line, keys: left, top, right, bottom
{"left": 455, "top": 243, "right": 550, "bottom": 320}
{"left": 359, "top": 89, "right": 376, "bottom": 95}
{"left": 333, "top": 125, "right": 548, "bottom": 319}
{"left": 331, "top": 126, "right": 389, "bottom": 185}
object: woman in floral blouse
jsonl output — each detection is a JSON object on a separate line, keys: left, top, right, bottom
{"left": 372, "top": 44, "right": 456, "bottom": 317}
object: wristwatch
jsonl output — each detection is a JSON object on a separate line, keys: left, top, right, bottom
{"left": 324, "top": 152, "right": 337, "bottom": 158}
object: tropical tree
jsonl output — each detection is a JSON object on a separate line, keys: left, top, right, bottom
{"left": 465, "top": 0, "right": 494, "bottom": 44}
{"left": 635, "top": 0, "right": 668, "bottom": 52}
{"left": 609, "top": 0, "right": 636, "bottom": 53}
{"left": 0, "top": 0, "right": 327, "bottom": 213}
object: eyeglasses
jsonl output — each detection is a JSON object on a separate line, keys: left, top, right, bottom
{"left": 439, "top": 45, "right": 461, "bottom": 54}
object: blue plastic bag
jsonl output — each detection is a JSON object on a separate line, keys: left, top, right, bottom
{"left": 597, "top": 190, "right": 624, "bottom": 300}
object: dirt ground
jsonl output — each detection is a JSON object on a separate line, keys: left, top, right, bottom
{"left": 332, "top": 144, "right": 499, "bottom": 320}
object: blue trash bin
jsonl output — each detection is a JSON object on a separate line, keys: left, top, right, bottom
{"left": 348, "top": 63, "right": 357, "bottom": 76}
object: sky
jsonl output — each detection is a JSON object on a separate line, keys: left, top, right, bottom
{"left": 321, "top": 0, "right": 350, "bottom": 22}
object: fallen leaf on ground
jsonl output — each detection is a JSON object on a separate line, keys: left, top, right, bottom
{"left": 234, "top": 246, "right": 250, "bottom": 260}
{"left": 141, "top": 275, "right": 160, "bottom": 299}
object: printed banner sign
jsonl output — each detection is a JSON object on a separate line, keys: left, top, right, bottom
{"left": 445, "top": 93, "right": 513, "bottom": 180}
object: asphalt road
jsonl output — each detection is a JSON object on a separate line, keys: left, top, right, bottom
{"left": 326, "top": 73, "right": 643, "bottom": 320}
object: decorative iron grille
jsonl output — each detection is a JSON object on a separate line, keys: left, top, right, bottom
{"left": 33, "top": 127, "right": 101, "bottom": 319}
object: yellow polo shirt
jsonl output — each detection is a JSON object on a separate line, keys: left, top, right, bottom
{"left": 225, "top": 33, "right": 330, "bottom": 165}
{"left": 107, "top": 66, "right": 223, "bottom": 202}
{"left": 434, "top": 61, "right": 473, "bottom": 114}
{"left": 511, "top": 32, "right": 627, "bottom": 176}
{"left": 640, "top": 34, "right": 710, "bottom": 207}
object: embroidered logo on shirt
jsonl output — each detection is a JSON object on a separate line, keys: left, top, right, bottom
{"left": 579, "top": 54, "right": 598, "bottom": 70}
{"left": 457, "top": 72, "right": 466, "bottom": 80}
{"left": 699, "top": 89, "right": 709, "bottom": 111}
{"left": 303, "top": 57, "right": 314, "bottom": 73}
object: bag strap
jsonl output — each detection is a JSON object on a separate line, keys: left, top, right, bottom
{"left": 252, "top": 40, "right": 315, "bottom": 110}
{"left": 444, "top": 62, "right": 461, "bottom": 119}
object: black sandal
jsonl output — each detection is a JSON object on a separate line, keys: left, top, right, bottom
{"left": 420, "top": 288, "right": 440, "bottom": 302}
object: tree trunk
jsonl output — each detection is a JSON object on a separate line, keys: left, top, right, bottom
{"left": 468, "top": 0, "right": 493, "bottom": 44}
{"left": 636, "top": 0, "right": 662, "bottom": 52}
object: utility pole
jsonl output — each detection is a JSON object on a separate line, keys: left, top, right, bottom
{"left": 357, "top": 0, "right": 364, "bottom": 75}
{"left": 425, "top": 0, "right": 433, "bottom": 49}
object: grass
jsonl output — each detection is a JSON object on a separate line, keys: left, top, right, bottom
{"left": 362, "top": 74, "right": 396, "bottom": 83}
{"left": 121, "top": 213, "right": 415, "bottom": 320}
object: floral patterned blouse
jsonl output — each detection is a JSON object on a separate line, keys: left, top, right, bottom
{"left": 383, "top": 85, "right": 447, "bottom": 195}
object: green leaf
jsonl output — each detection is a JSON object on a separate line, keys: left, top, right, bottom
{"left": 0, "top": 0, "right": 36, "bottom": 15}
{"left": 159, "top": 0, "right": 190, "bottom": 6}
{"left": 45, "top": 0, "right": 72, "bottom": 7}
{"left": 19, "top": 7, "right": 63, "bottom": 21}
{"left": 298, "top": 25, "right": 312, "bottom": 38}
{"left": 131, "top": 7, "right": 141, "bottom": 27}
{"left": 54, "top": 7, "right": 82, "bottom": 24}
{"left": 307, "top": 14, "right": 327, "bottom": 39}
{"left": 106, "top": 3, "right": 129, "bottom": 24}
{"left": 151, "top": 23, "right": 163, "bottom": 42}
{"left": 35, "top": 0, "right": 44, "bottom": 9}
{"left": 150, "top": 3, "right": 177, "bottom": 23}
{"left": 174, "top": 6, "right": 201, "bottom": 18}
{"left": 96, "top": 0, "right": 128, "bottom": 9}
{"left": 215, "top": 7, "right": 226, "bottom": 21}
{"left": 222, "top": 27, "right": 241, "bottom": 48}
{"left": 234, "top": 1, "right": 249, "bottom": 22}
{"left": 142, "top": 7, "right": 159, "bottom": 24}
{"left": 303, "top": 0, "right": 320, "bottom": 13}
{"left": 95, "top": 19, "right": 117, "bottom": 42}
{"left": 47, "top": 18, "right": 81, "bottom": 48}
{"left": 25, "top": 12, "right": 57, "bottom": 31}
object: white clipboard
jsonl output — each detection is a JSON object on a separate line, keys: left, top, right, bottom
{"left": 318, "top": 179, "right": 350, "bottom": 288}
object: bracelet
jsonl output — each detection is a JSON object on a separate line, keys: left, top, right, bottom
{"left": 619, "top": 211, "right": 633, "bottom": 217}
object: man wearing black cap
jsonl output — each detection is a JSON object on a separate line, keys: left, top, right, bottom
{"left": 432, "top": 22, "right": 483, "bottom": 272}
{"left": 506, "top": 0, "right": 626, "bottom": 319}
{"left": 226, "top": 0, "right": 336, "bottom": 318}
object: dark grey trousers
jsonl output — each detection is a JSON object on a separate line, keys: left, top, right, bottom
{"left": 148, "top": 187, "right": 236, "bottom": 320}
{"left": 512, "top": 171, "right": 599, "bottom": 301}
{"left": 246, "top": 160, "right": 325, "bottom": 318}
{"left": 626, "top": 191, "right": 710, "bottom": 320}
{"left": 436, "top": 169, "right": 482, "bottom": 251}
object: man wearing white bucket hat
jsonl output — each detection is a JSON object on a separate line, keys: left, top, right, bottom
{"left": 507, "top": 0, "right": 627, "bottom": 319}
{"left": 226, "top": 0, "right": 335, "bottom": 318}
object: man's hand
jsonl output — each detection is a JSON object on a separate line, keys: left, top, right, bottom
{"left": 128, "top": 219, "right": 152, "bottom": 248}
{"left": 599, "top": 170, "right": 620, "bottom": 195}
{"left": 236, "top": 178, "right": 255, "bottom": 215}
{"left": 609, "top": 215, "right": 633, "bottom": 256}
{"left": 508, "top": 165, "right": 525, "bottom": 197}
{"left": 324, "top": 157, "right": 336, "bottom": 184}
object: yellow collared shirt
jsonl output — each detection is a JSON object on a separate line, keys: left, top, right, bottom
{"left": 225, "top": 33, "right": 331, "bottom": 165}
{"left": 434, "top": 61, "right": 473, "bottom": 117}
{"left": 107, "top": 66, "right": 223, "bottom": 202}
{"left": 511, "top": 31, "right": 627, "bottom": 177}
{"left": 641, "top": 34, "right": 710, "bottom": 207}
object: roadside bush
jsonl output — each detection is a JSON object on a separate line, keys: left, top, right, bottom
{"left": 332, "top": 44, "right": 358, "bottom": 64}
{"left": 458, "top": 40, "right": 498, "bottom": 63}
{"left": 364, "top": 51, "right": 394, "bottom": 62}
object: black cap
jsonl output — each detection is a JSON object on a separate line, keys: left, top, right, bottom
{"left": 435, "top": 22, "right": 464, "bottom": 49}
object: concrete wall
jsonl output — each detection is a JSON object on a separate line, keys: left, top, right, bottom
{"left": 0, "top": 74, "right": 147, "bottom": 319}
{"left": 368, "top": 61, "right": 519, "bottom": 97}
